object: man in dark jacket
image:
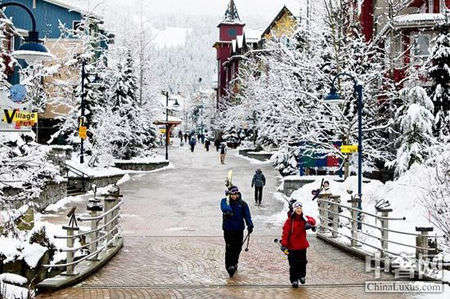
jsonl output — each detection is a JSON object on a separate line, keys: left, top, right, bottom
{"left": 220, "top": 186, "right": 253, "bottom": 278}
{"left": 205, "top": 139, "right": 211, "bottom": 151}
{"left": 251, "top": 169, "right": 266, "bottom": 206}
{"left": 189, "top": 137, "right": 197, "bottom": 152}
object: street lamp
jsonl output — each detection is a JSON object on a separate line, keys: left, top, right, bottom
{"left": 324, "top": 72, "right": 363, "bottom": 229}
{"left": 162, "top": 90, "right": 170, "bottom": 160}
{"left": 1, "top": 2, "right": 53, "bottom": 64}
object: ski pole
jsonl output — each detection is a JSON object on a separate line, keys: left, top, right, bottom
{"left": 244, "top": 234, "right": 250, "bottom": 252}
{"left": 242, "top": 233, "right": 249, "bottom": 246}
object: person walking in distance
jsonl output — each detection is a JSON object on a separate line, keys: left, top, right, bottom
{"left": 205, "top": 139, "right": 211, "bottom": 152}
{"left": 220, "top": 186, "right": 253, "bottom": 278}
{"left": 251, "top": 169, "right": 266, "bottom": 206}
{"left": 219, "top": 143, "right": 227, "bottom": 164}
{"left": 189, "top": 136, "right": 197, "bottom": 153}
{"left": 280, "top": 202, "right": 316, "bottom": 288}
{"left": 184, "top": 132, "right": 188, "bottom": 143}
{"left": 214, "top": 139, "right": 220, "bottom": 152}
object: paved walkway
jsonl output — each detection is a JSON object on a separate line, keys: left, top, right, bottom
{"left": 38, "top": 145, "right": 413, "bottom": 298}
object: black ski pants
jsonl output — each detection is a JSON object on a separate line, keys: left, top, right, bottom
{"left": 288, "top": 249, "right": 307, "bottom": 283}
{"left": 190, "top": 145, "right": 195, "bottom": 152}
{"left": 223, "top": 230, "right": 244, "bottom": 269}
{"left": 254, "top": 186, "right": 263, "bottom": 204}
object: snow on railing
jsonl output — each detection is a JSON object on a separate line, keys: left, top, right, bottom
{"left": 42, "top": 185, "right": 123, "bottom": 275}
{"left": 316, "top": 193, "right": 441, "bottom": 261}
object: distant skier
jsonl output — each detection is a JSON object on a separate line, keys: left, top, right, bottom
{"left": 219, "top": 143, "right": 227, "bottom": 164}
{"left": 184, "top": 133, "right": 189, "bottom": 143}
{"left": 205, "top": 139, "right": 211, "bottom": 152}
{"left": 280, "top": 202, "right": 316, "bottom": 288}
{"left": 220, "top": 186, "right": 253, "bottom": 278}
{"left": 251, "top": 169, "right": 266, "bottom": 206}
{"left": 189, "top": 136, "right": 197, "bottom": 153}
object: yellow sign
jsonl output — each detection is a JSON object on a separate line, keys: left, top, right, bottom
{"left": 160, "top": 128, "right": 166, "bottom": 134}
{"left": 2, "top": 109, "right": 38, "bottom": 126}
{"left": 341, "top": 145, "right": 358, "bottom": 153}
{"left": 79, "top": 126, "right": 87, "bottom": 139}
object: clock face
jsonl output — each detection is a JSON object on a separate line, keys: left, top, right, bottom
{"left": 228, "top": 28, "right": 237, "bottom": 37}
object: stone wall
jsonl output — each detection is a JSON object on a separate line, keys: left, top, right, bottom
{"left": 114, "top": 161, "right": 169, "bottom": 171}
{"left": 69, "top": 174, "right": 125, "bottom": 192}
{"left": 1, "top": 181, "right": 68, "bottom": 211}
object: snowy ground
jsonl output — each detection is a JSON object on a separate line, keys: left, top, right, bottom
{"left": 279, "top": 166, "right": 449, "bottom": 284}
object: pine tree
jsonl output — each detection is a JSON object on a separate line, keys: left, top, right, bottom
{"left": 427, "top": 28, "right": 450, "bottom": 140}
{"left": 392, "top": 86, "right": 435, "bottom": 175}
{"left": 109, "top": 50, "right": 144, "bottom": 159}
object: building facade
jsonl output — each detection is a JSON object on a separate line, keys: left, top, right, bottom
{"left": 213, "top": 0, "right": 298, "bottom": 109}
{"left": 361, "top": 0, "right": 450, "bottom": 82}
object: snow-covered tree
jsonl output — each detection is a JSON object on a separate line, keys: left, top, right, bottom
{"left": 50, "top": 15, "right": 112, "bottom": 148}
{"left": 390, "top": 86, "right": 435, "bottom": 175}
{"left": 0, "top": 132, "right": 62, "bottom": 208}
{"left": 427, "top": 29, "right": 450, "bottom": 140}
{"left": 218, "top": 1, "right": 397, "bottom": 176}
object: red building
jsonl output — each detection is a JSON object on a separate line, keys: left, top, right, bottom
{"left": 213, "top": 0, "right": 245, "bottom": 109}
{"left": 361, "top": 0, "right": 450, "bottom": 82}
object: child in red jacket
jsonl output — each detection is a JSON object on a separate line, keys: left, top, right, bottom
{"left": 280, "top": 201, "right": 316, "bottom": 288}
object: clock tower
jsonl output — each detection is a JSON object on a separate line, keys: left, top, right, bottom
{"left": 214, "top": 0, "right": 245, "bottom": 108}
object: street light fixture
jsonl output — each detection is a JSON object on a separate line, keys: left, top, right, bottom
{"left": 324, "top": 72, "right": 363, "bottom": 229}
{"left": 1, "top": 2, "right": 54, "bottom": 64}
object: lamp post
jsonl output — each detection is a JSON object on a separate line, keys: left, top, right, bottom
{"left": 162, "top": 90, "right": 169, "bottom": 160}
{"left": 0, "top": 2, "right": 53, "bottom": 63}
{"left": 325, "top": 72, "right": 363, "bottom": 229}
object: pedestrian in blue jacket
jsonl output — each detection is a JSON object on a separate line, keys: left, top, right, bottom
{"left": 220, "top": 186, "right": 253, "bottom": 278}
{"left": 251, "top": 169, "right": 266, "bottom": 206}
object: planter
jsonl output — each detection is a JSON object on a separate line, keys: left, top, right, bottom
{"left": 114, "top": 161, "right": 169, "bottom": 171}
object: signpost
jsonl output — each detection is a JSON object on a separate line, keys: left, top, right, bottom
{"left": 79, "top": 126, "right": 87, "bottom": 140}
{"left": 341, "top": 145, "right": 358, "bottom": 154}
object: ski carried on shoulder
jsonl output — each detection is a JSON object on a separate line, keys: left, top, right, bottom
{"left": 311, "top": 178, "right": 325, "bottom": 201}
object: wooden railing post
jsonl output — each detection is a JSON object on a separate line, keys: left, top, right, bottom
{"left": 330, "top": 195, "right": 341, "bottom": 238}
{"left": 318, "top": 193, "right": 331, "bottom": 233}
{"left": 62, "top": 225, "right": 79, "bottom": 275}
{"left": 103, "top": 185, "right": 121, "bottom": 248}
{"left": 87, "top": 197, "right": 102, "bottom": 261}
{"left": 416, "top": 227, "right": 433, "bottom": 259}
{"left": 377, "top": 207, "right": 392, "bottom": 257}
{"left": 347, "top": 195, "right": 360, "bottom": 247}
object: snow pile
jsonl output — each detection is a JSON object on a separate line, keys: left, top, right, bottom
{"left": 282, "top": 156, "right": 449, "bottom": 281}
{"left": 0, "top": 230, "right": 51, "bottom": 269}
{"left": 0, "top": 274, "right": 30, "bottom": 299}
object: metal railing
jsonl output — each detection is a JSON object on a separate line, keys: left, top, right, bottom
{"left": 43, "top": 185, "right": 122, "bottom": 275}
{"left": 62, "top": 162, "right": 91, "bottom": 192}
{"left": 316, "top": 193, "right": 441, "bottom": 260}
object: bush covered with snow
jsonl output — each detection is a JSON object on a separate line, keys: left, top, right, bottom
{"left": 0, "top": 132, "right": 63, "bottom": 208}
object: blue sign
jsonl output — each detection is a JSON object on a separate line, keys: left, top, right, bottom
{"left": 10, "top": 85, "right": 27, "bottom": 103}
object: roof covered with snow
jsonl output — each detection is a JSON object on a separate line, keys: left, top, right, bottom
{"left": 245, "top": 28, "right": 263, "bottom": 43}
{"left": 393, "top": 13, "right": 448, "bottom": 28}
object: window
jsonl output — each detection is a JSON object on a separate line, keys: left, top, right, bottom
{"left": 413, "top": 34, "right": 430, "bottom": 57}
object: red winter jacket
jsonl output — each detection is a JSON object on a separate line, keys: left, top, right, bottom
{"left": 281, "top": 214, "right": 316, "bottom": 250}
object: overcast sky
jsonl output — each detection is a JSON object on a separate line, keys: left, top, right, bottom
{"left": 73, "top": 0, "right": 304, "bottom": 21}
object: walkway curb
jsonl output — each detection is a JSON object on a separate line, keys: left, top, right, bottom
{"left": 37, "top": 237, "right": 124, "bottom": 292}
